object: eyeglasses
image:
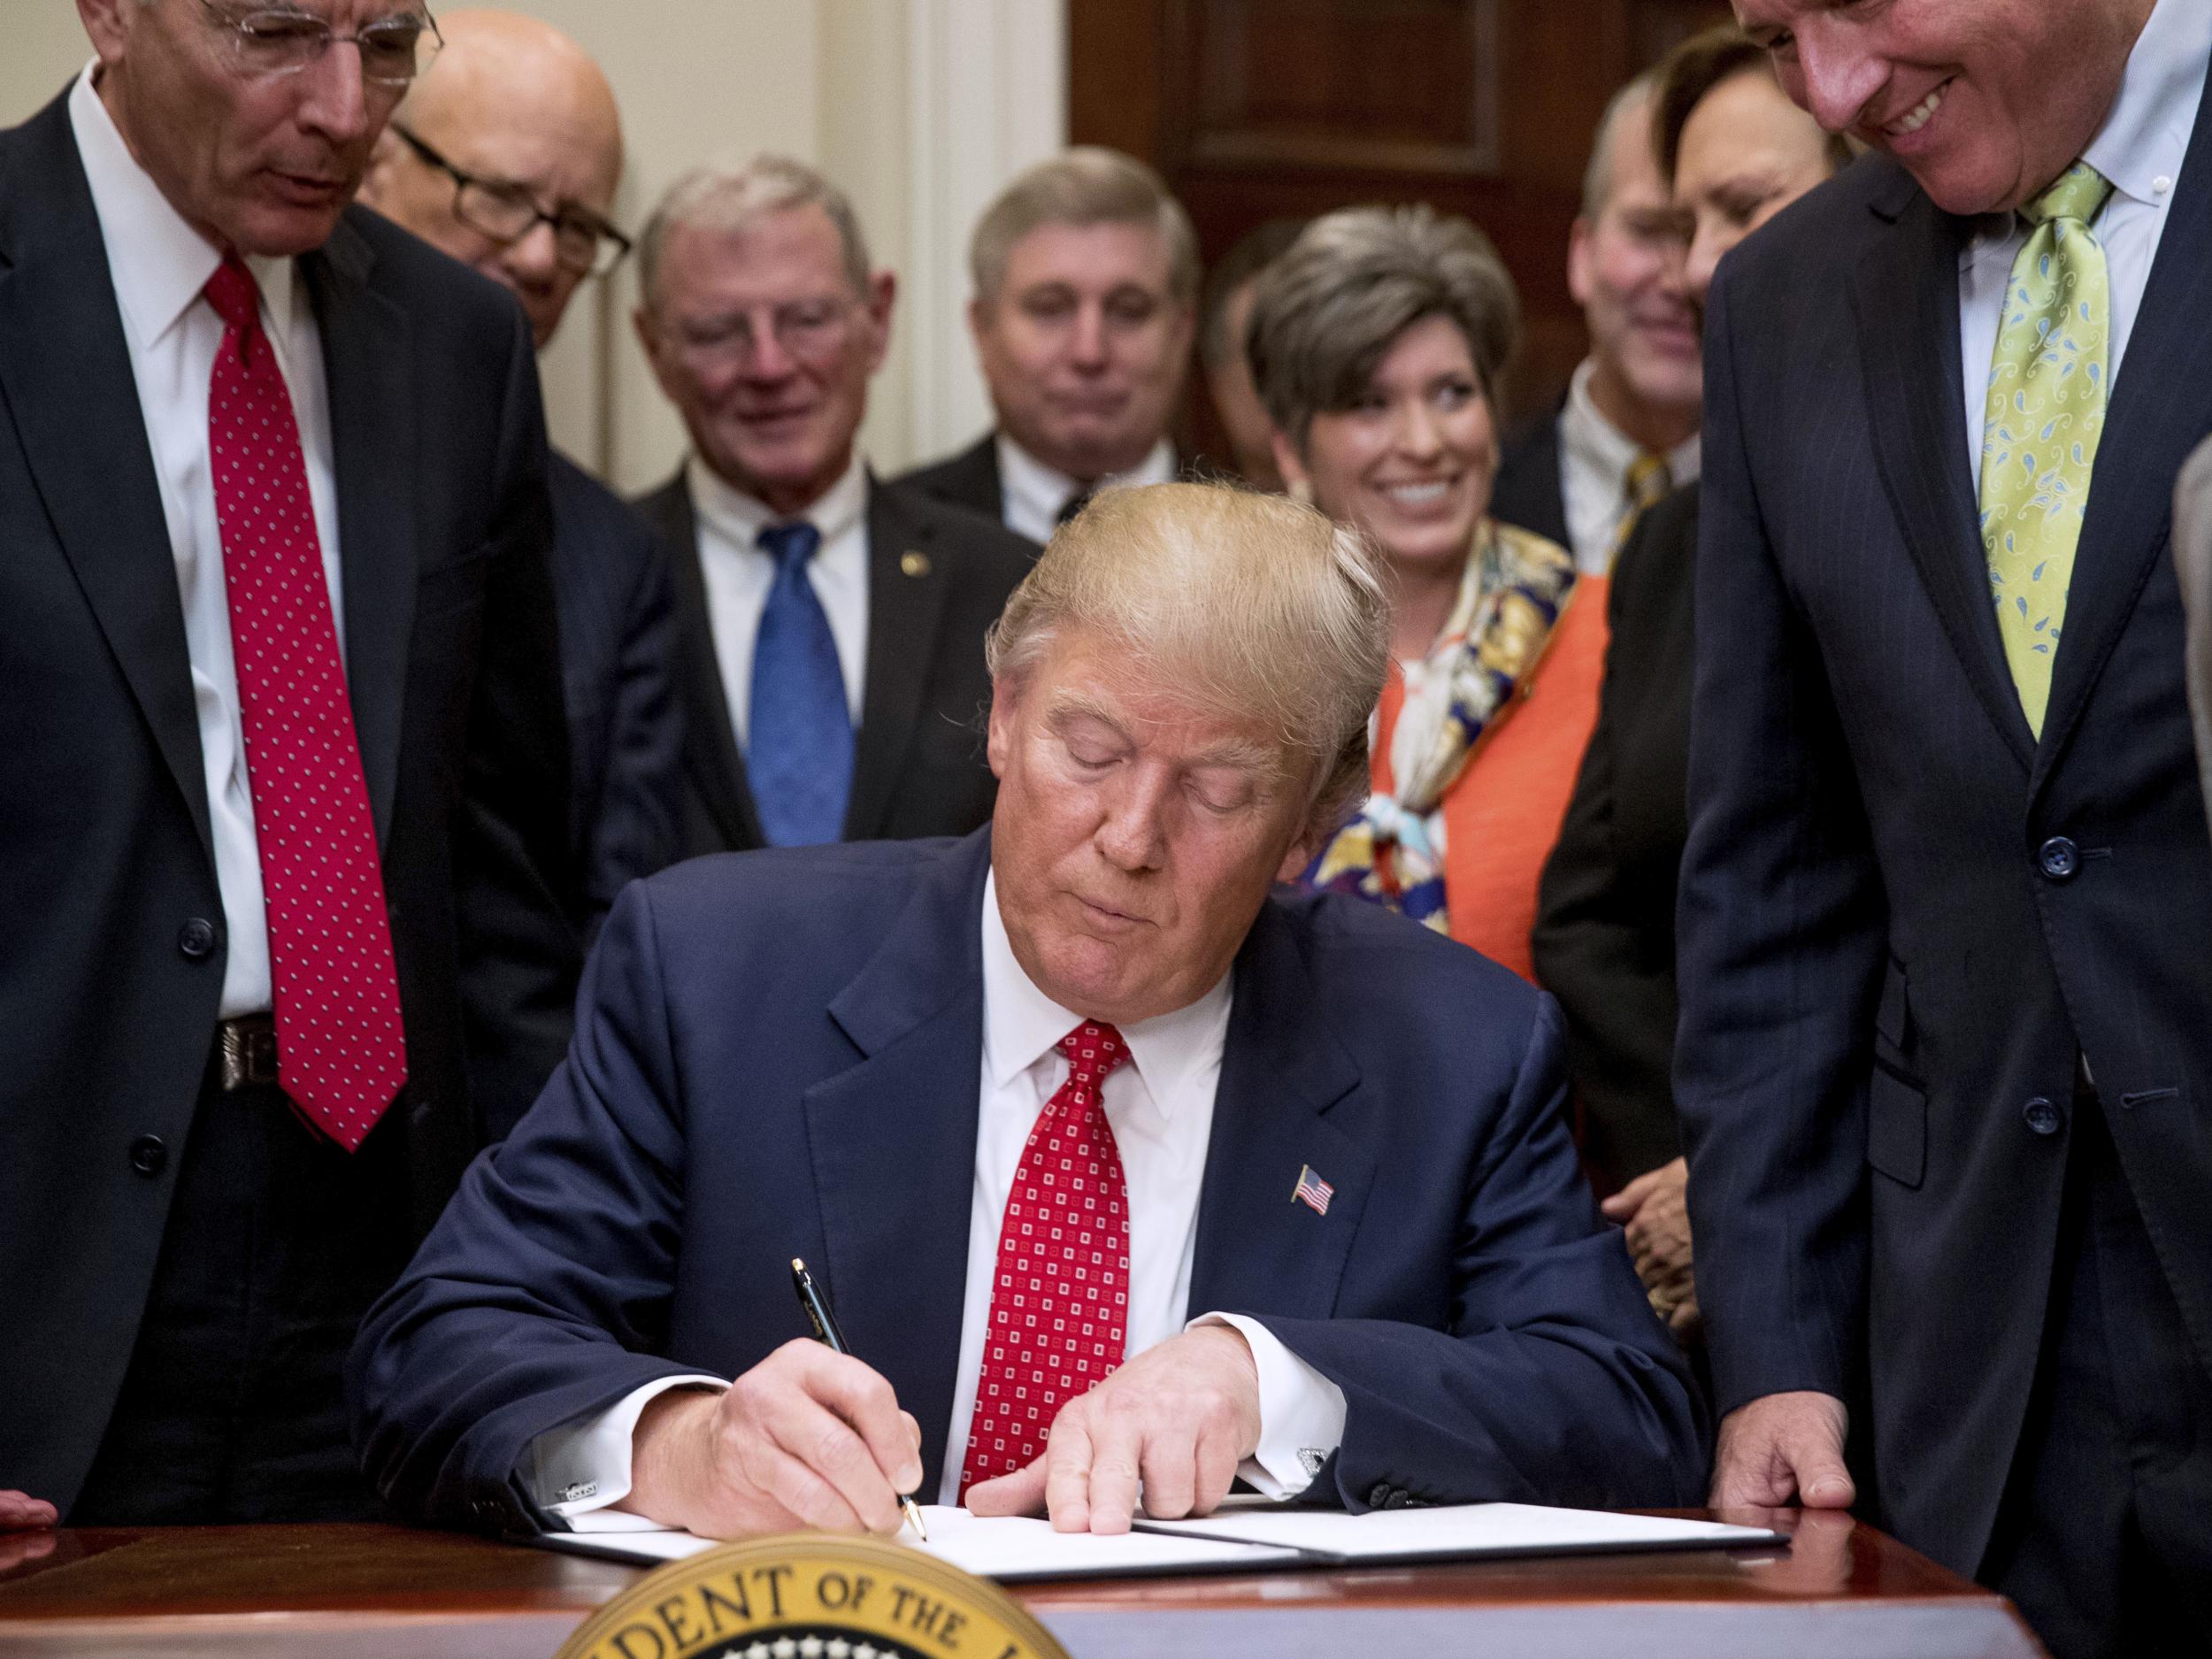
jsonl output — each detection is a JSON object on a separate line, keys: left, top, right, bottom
{"left": 195, "top": 2, "right": 443, "bottom": 88}
{"left": 666, "top": 298, "right": 857, "bottom": 369}
{"left": 391, "top": 126, "right": 633, "bottom": 277}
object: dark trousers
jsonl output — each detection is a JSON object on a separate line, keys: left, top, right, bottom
{"left": 71, "top": 1066, "right": 412, "bottom": 1525}
{"left": 1981, "top": 1096, "right": 2212, "bottom": 1658}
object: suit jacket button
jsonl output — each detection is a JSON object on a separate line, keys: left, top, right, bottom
{"left": 178, "top": 918, "right": 218, "bottom": 960}
{"left": 128, "top": 1134, "right": 167, "bottom": 1176}
{"left": 2038, "top": 837, "right": 2080, "bottom": 881}
{"left": 2023, "top": 1096, "right": 2064, "bottom": 1136}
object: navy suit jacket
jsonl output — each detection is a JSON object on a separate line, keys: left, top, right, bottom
{"left": 351, "top": 831, "right": 1705, "bottom": 1533}
{"left": 1677, "top": 138, "right": 2212, "bottom": 1573}
{"left": 547, "top": 452, "right": 681, "bottom": 937}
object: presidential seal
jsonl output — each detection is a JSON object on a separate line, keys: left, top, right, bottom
{"left": 553, "top": 1534, "right": 1071, "bottom": 1659}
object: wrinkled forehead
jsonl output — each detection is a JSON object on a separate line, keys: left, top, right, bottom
{"left": 658, "top": 205, "right": 856, "bottom": 311}
{"left": 1024, "top": 634, "right": 1299, "bottom": 778}
{"left": 1003, "top": 219, "right": 1176, "bottom": 296}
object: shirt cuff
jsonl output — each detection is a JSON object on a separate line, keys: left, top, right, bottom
{"left": 1189, "top": 1312, "right": 1347, "bottom": 1499}
{"left": 526, "top": 1374, "right": 726, "bottom": 1524}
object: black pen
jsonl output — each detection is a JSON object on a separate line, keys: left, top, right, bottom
{"left": 789, "top": 1256, "right": 928, "bottom": 1540}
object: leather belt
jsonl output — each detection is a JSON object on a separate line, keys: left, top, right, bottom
{"left": 217, "top": 1014, "right": 280, "bottom": 1092}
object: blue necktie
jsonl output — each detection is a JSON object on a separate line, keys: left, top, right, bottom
{"left": 748, "top": 521, "right": 853, "bottom": 846}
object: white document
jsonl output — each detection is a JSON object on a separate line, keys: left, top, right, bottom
{"left": 541, "top": 1504, "right": 1305, "bottom": 1582}
{"left": 1136, "top": 1502, "right": 1786, "bottom": 1563}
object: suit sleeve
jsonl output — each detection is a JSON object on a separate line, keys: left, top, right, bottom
{"left": 349, "top": 879, "right": 703, "bottom": 1534}
{"left": 1671, "top": 265, "right": 1888, "bottom": 1421}
{"left": 456, "top": 313, "right": 585, "bottom": 1141}
{"left": 1532, "top": 523, "right": 1682, "bottom": 1189}
{"left": 580, "top": 510, "right": 683, "bottom": 941}
{"left": 1248, "top": 996, "right": 1709, "bottom": 1511}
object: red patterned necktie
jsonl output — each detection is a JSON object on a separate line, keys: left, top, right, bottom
{"left": 959, "top": 1021, "right": 1133, "bottom": 1495}
{"left": 204, "top": 254, "right": 407, "bottom": 1151}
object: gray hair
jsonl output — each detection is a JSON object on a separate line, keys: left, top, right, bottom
{"left": 971, "top": 147, "right": 1201, "bottom": 311}
{"left": 986, "top": 482, "right": 1388, "bottom": 841}
{"left": 1245, "top": 204, "right": 1520, "bottom": 444}
{"left": 636, "top": 155, "right": 872, "bottom": 316}
{"left": 1580, "top": 72, "right": 1661, "bottom": 221}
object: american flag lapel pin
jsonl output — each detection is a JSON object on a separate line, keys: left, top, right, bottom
{"left": 1293, "top": 1164, "right": 1333, "bottom": 1216}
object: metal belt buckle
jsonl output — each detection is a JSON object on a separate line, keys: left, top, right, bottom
{"left": 219, "top": 1016, "right": 280, "bottom": 1091}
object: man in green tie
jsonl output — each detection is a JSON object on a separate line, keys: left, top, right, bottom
{"left": 1674, "top": 1, "right": 2212, "bottom": 1653}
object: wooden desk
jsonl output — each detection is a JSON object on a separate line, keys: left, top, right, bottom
{"left": 0, "top": 1513, "right": 2045, "bottom": 1659}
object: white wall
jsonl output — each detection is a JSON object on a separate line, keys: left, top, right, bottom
{"left": 3, "top": 1, "right": 1066, "bottom": 491}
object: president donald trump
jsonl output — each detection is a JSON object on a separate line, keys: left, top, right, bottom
{"left": 351, "top": 483, "right": 1703, "bottom": 1537}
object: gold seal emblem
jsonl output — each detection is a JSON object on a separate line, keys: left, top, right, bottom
{"left": 553, "top": 1534, "right": 1071, "bottom": 1659}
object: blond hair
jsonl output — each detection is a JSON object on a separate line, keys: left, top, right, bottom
{"left": 970, "top": 148, "right": 1201, "bottom": 310}
{"left": 987, "top": 482, "right": 1388, "bottom": 840}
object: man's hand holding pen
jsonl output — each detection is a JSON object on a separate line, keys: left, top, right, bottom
{"left": 620, "top": 1340, "right": 925, "bottom": 1538}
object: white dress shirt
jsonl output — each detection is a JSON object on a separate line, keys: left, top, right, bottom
{"left": 70, "top": 66, "right": 342, "bottom": 1020}
{"left": 996, "top": 434, "right": 1177, "bottom": 545}
{"left": 1555, "top": 357, "right": 1701, "bottom": 576}
{"left": 529, "top": 871, "right": 1348, "bottom": 1521}
{"left": 689, "top": 451, "right": 871, "bottom": 745}
{"left": 1957, "top": 0, "right": 2209, "bottom": 489}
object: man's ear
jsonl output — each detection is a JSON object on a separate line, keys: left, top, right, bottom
{"left": 864, "top": 268, "right": 898, "bottom": 373}
{"left": 985, "top": 675, "right": 1018, "bottom": 780}
{"left": 1567, "top": 215, "right": 1594, "bottom": 309}
{"left": 77, "top": 0, "right": 133, "bottom": 65}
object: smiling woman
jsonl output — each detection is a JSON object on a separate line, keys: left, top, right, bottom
{"left": 1247, "top": 207, "right": 1605, "bottom": 981}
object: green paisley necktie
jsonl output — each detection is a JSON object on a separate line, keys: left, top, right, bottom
{"left": 1979, "top": 162, "right": 2114, "bottom": 737}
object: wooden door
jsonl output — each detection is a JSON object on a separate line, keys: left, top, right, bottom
{"left": 1070, "top": 0, "right": 1731, "bottom": 465}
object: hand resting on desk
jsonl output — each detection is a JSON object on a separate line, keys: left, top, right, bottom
{"left": 965, "top": 1324, "right": 1262, "bottom": 1534}
{"left": 620, "top": 1340, "right": 924, "bottom": 1538}
{"left": 0, "top": 1490, "right": 57, "bottom": 1531}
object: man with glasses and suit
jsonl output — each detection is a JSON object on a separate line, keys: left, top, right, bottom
{"left": 0, "top": 0, "right": 577, "bottom": 1525}
{"left": 360, "top": 9, "right": 682, "bottom": 939}
{"left": 629, "top": 156, "right": 1034, "bottom": 858}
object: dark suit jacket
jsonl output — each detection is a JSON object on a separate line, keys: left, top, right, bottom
{"left": 1676, "top": 134, "right": 2212, "bottom": 1575}
{"left": 547, "top": 452, "right": 681, "bottom": 937}
{"left": 1532, "top": 484, "right": 1698, "bottom": 1193}
{"left": 349, "top": 830, "right": 1706, "bottom": 1532}
{"left": 0, "top": 90, "right": 580, "bottom": 1513}
{"left": 894, "top": 430, "right": 1010, "bottom": 532}
{"left": 1489, "top": 403, "right": 1571, "bottom": 550}
{"left": 632, "top": 471, "right": 1033, "bottom": 856}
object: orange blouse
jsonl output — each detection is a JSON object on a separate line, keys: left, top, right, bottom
{"left": 1371, "top": 576, "right": 1610, "bottom": 981}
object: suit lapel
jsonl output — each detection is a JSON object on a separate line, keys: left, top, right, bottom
{"left": 844, "top": 480, "right": 954, "bottom": 840}
{"left": 0, "top": 99, "right": 211, "bottom": 858}
{"left": 2037, "top": 94, "right": 2212, "bottom": 787}
{"left": 1187, "top": 902, "right": 1372, "bottom": 1322}
{"left": 303, "top": 215, "right": 413, "bottom": 847}
{"left": 1849, "top": 171, "right": 2038, "bottom": 772}
{"left": 803, "top": 832, "right": 993, "bottom": 1492}
{"left": 649, "top": 472, "right": 762, "bottom": 849}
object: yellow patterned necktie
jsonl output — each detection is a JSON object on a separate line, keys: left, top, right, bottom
{"left": 1609, "top": 450, "right": 1673, "bottom": 565}
{"left": 1979, "top": 162, "right": 2114, "bottom": 736}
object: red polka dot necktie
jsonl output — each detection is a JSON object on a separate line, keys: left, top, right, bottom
{"left": 960, "top": 1021, "right": 1132, "bottom": 1496}
{"left": 204, "top": 255, "right": 407, "bottom": 1151}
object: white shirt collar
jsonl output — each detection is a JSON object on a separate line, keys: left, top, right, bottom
{"left": 996, "top": 433, "right": 1176, "bottom": 526}
{"left": 1558, "top": 357, "right": 1699, "bottom": 492}
{"left": 687, "top": 449, "right": 869, "bottom": 553}
{"left": 2083, "top": 0, "right": 2208, "bottom": 210}
{"left": 979, "top": 866, "right": 1233, "bottom": 1123}
{"left": 68, "top": 65, "right": 299, "bottom": 353}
